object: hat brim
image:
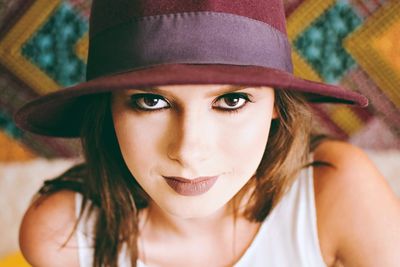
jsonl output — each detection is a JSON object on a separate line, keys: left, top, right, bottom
{"left": 14, "top": 64, "right": 368, "bottom": 138}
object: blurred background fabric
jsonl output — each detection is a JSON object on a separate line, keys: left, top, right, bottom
{"left": 0, "top": 0, "right": 399, "bottom": 265}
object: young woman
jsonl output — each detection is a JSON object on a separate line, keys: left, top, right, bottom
{"left": 15, "top": 0, "right": 400, "bottom": 267}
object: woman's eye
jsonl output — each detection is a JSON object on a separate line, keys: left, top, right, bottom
{"left": 130, "top": 94, "right": 169, "bottom": 110}
{"left": 213, "top": 93, "right": 251, "bottom": 110}
{"left": 129, "top": 92, "right": 251, "bottom": 112}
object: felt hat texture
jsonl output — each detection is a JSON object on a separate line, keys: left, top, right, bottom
{"left": 14, "top": 0, "right": 368, "bottom": 137}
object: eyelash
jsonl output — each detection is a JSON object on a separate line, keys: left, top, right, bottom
{"left": 128, "top": 93, "right": 253, "bottom": 114}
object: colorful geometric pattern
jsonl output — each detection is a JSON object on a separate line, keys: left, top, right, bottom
{"left": 21, "top": 2, "right": 87, "bottom": 87}
{"left": 287, "top": 0, "right": 399, "bottom": 146}
{"left": 0, "top": 0, "right": 87, "bottom": 95}
{"left": 0, "top": 0, "right": 399, "bottom": 161}
{"left": 344, "top": 1, "right": 400, "bottom": 108}
{"left": 294, "top": 1, "right": 361, "bottom": 84}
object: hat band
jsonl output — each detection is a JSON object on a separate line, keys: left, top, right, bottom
{"left": 86, "top": 12, "right": 293, "bottom": 80}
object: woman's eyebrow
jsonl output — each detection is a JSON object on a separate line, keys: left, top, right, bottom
{"left": 204, "top": 85, "right": 248, "bottom": 97}
{"left": 125, "top": 85, "right": 248, "bottom": 97}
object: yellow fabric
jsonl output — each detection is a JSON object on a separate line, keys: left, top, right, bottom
{"left": 0, "top": 252, "right": 30, "bottom": 267}
{"left": 0, "top": 132, "right": 37, "bottom": 162}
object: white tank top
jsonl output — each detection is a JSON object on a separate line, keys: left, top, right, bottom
{"left": 75, "top": 164, "right": 327, "bottom": 267}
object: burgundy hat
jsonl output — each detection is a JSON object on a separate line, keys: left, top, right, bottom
{"left": 15, "top": 0, "right": 368, "bottom": 138}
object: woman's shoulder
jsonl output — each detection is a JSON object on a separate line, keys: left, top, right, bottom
{"left": 313, "top": 140, "right": 400, "bottom": 267}
{"left": 19, "top": 190, "right": 80, "bottom": 267}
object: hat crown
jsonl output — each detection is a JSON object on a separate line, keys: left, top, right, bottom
{"left": 89, "top": 0, "right": 287, "bottom": 38}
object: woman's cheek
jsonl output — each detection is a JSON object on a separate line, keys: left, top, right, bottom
{"left": 114, "top": 120, "right": 156, "bottom": 189}
{"left": 221, "top": 110, "right": 271, "bottom": 156}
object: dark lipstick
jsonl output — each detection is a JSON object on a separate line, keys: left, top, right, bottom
{"left": 163, "top": 176, "right": 219, "bottom": 196}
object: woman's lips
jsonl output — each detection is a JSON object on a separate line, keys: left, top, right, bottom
{"left": 163, "top": 176, "right": 219, "bottom": 196}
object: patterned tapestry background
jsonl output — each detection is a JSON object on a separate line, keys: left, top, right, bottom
{"left": 0, "top": 0, "right": 399, "bottom": 162}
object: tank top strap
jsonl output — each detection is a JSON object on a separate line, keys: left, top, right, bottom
{"left": 75, "top": 193, "right": 95, "bottom": 267}
{"left": 75, "top": 193, "right": 131, "bottom": 267}
{"left": 234, "top": 163, "right": 327, "bottom": 266}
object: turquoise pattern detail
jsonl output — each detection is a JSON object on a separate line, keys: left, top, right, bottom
{"left": 21, "top": 2, "right": 88, "bottom": 87}
{"left": 294, "top": 1, "right": 362, "bottom": 83}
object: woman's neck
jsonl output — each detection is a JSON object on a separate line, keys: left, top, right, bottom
{"left": 136, "top": 194, "right": 262, "bottom": 266}
{"left": 139, "top": 184, "right": 257, "bottom": 240}
{"left": 140, "top": 201, "right": 235, "bottom": 240}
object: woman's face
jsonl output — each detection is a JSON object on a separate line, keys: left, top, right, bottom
{"left": 111, "top": 84, "right": 276, "bottom": 218}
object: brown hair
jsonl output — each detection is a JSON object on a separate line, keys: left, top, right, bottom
{"left": 39, "top": 88, "right": 328, "bottom": 267}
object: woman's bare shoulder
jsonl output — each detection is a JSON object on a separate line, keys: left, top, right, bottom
{"left": 313, "top": 140, "right": 400, "bottom": 267}
{"left": 19, "top": 190, "right": 80, "bottom": 267}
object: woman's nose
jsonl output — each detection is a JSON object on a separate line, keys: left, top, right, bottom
{"left": 166, "top": 109, "right": 212, "bottom": 168}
